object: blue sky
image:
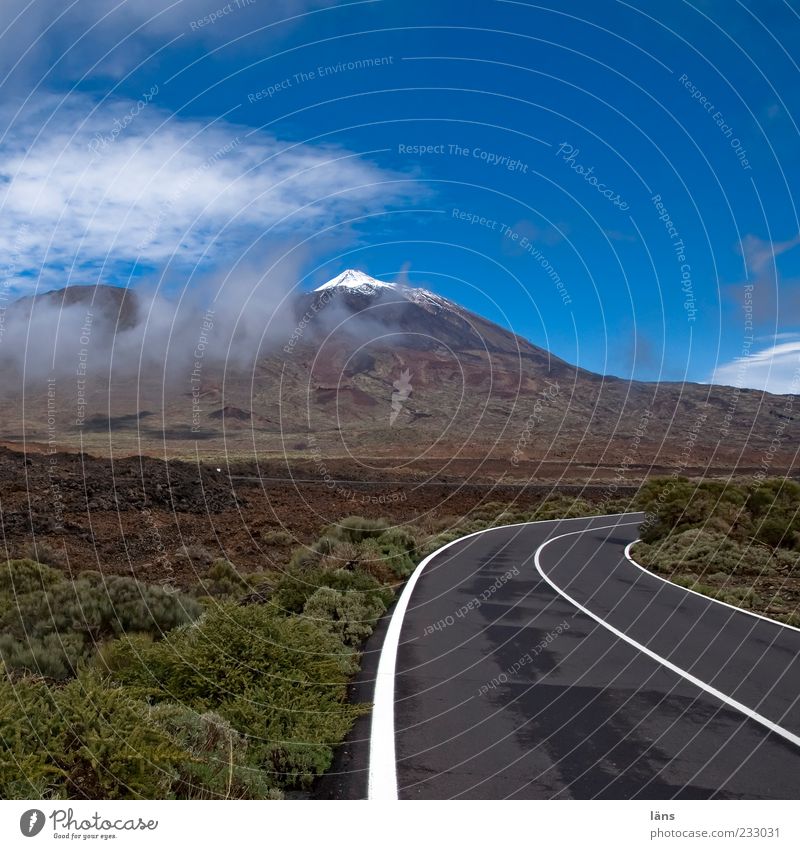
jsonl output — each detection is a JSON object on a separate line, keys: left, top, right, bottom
{"left": 1, "top": 0, "right": 799, "bottom": 390}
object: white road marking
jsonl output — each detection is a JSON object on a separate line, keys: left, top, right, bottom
{"left": 624, "top": 540, "right": 800, "bottom": 634}
{"left": 536, "top": 523, "right": 800, "bottom": 750}
{"left": 367, "top": 512, "right": 644, "bottom": 800}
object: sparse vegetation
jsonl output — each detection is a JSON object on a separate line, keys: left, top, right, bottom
{"left": 633, "top": 477, "right": 800, "bottom": 625}
{"left": 0, "top": 560, "right": 201, "bottom": 679}
{"left": 417, "top": 494, "right": 623, "bottom": 557}
{"left": 22, "top": 540, "right": 69, "bottom": 569}
{"left": 0, "top": 515, "right": 434, "bottom": 798}
{"left": 0, "top": 493, "right": 653, "bottom": 799}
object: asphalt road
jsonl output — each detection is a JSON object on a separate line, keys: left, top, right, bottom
{"left": 364, "top": 513, "right": 800, "bottom": 799}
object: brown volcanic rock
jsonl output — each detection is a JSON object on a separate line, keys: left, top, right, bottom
{"left": 0, "top": 272, "right": 796, "bottom": 474}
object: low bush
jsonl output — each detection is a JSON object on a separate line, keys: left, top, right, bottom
{"left": 633, "top": 529, "right": 775, "bottom": 578}
{"left": 0, "top": 558, "right": 62, "bottom": 597}
{"left": 193, "top": 559, "right": 249, "bottom": 600}
{"left": 328, "top": 516, "right": 390, "bottom": 543}
{"left": 302, "top": 586, "right": 386, "bottom": 647}
{"left": 0, "top": 561, "right": 202, "bottom": 679}
{"left": 22, "top": 541, "right": 68, "bottom": 569}
{"left": 0, "top": 672, "right": 186, "bottom": 799}
{"left": 261, "top": 530, "right": 293, "bottom": 546}
{"left": 636, "top": 477, "right": 800, "bottom": 550}
{"left": 632, "top": 494, "right": 800, "bottom": 625}
{"left": 270, "top": 565, "right": 392, "bottom": 615}
{"left": 103, "top": 603, "right": 361, "bottom": 789}
{"left": 149, "top": 704, "right": 278, "bottom": 799}
{"left": 0, "top": 671, "right": 283, "bottom": 800}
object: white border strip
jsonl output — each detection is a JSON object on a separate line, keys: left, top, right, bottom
{"left": 536, "top": 525, "right": 800, "bottom": 749}
{"left": 624, "top": 540, "right": 800, "bottom": 634}
{"left": 367, "top": 512, "right": 644, "bottom": 800}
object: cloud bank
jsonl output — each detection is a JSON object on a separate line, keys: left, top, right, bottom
{"left": 0, "top": 92, "right": 409, "bottom": 293}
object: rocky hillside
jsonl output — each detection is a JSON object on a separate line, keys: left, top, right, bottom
{"left": 0, "top": 272, "right": 796, "bottom": 474}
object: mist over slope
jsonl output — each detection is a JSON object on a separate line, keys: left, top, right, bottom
{"left": 0, "top": 271, "right": 796, "bottom": 475}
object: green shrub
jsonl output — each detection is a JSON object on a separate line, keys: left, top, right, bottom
{"left": 149, "top": 704, "right": 279, "bottom": 799}
{"left": 341, "top": 526, "right": 420, "bottom": 580}
{"left": 0, "top": 672, "right": 286, "bottom": 800}
{"left": 632, "top": 477, "right": 800, "bottom": 547}
{"left": 104, "top": 604, "right": 361, "bottom": 789}
{"left": 328, "top": 516, "right": 390, "bottom": 543}
{"left": 0, "top": 674, "right": 66, "bottom": 798}
{"left": 0, "top": 672, "right": 186, "bottom": 799}
{"left": 358, "top": 537, "right": 416, "bottom": 579}
{"left": 271, "top": 563, "right": 393, "bottom": 615}
{"left": 746, "top": 479, "right": 800, "bottom": 548}
{"left": 194, "top": 559, "right": 249, "bottom": 599}
{"left": 0, "top": 563, "right": 202, "bottom": 679}
{"left": 269, "top": 571, "right": 321, "bottom": 614}
{"left": 0, "top": 559, "right": 61, "bottom": 598}
{"left": 0, "top": 631, "right": 87, "bottom": 680}
{"left": 262, "top": 530, "right": 293, "bottom": 546}
{"left": 287, "top": 546, "right": 322, "bottom": 573}
{"left": 632, "top": 524, "right": 800, "bottom": 623}
{"left": 633, "top": 529, "right": 772, "bottom": 578}
{"left": 302, "top": 587, "right": 386, "bottom": 647}
{"left": 533, "top": 496, "right": 600, "bottom": 520}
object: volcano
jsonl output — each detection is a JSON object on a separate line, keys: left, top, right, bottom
{"left": 0, "top": 270, "right": 796, "bottom": 477}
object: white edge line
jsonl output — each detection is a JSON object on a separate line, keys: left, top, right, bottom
{"left": 367, "top": 511, "right": 645, "bottom": 800}
{"left": 536, "top": 525, "right": 800, "bottom": 750}
{"left": 624, "top": 540, "right": 800, "bottom": 634}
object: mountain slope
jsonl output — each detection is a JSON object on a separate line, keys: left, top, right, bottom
{"left": 0, "top": 272, "right": 796, "bottom": 475}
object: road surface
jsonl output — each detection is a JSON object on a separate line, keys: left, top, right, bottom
{"left": 364, "top": 513, "right": 800, "bottom": 799}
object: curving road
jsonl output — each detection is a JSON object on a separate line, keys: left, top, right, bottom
{"left": 364, "top": 513, "right": 800, "bottom": 800}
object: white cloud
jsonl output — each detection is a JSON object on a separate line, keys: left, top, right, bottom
{"left": 0, "top": 93, "right": 410, "bottom": 292}
{"left": 711, "top": 338, "right": 800, "bottom": 394}
{"left": 739, "top": 232, "right": 800, "bottom": 284}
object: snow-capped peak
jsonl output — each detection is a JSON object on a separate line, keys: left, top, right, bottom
{"left": 314, "top": 269, "right": 395, "bottom": 293}
{"left": 313, "top": 268, "right": 462, "bottom": 318}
